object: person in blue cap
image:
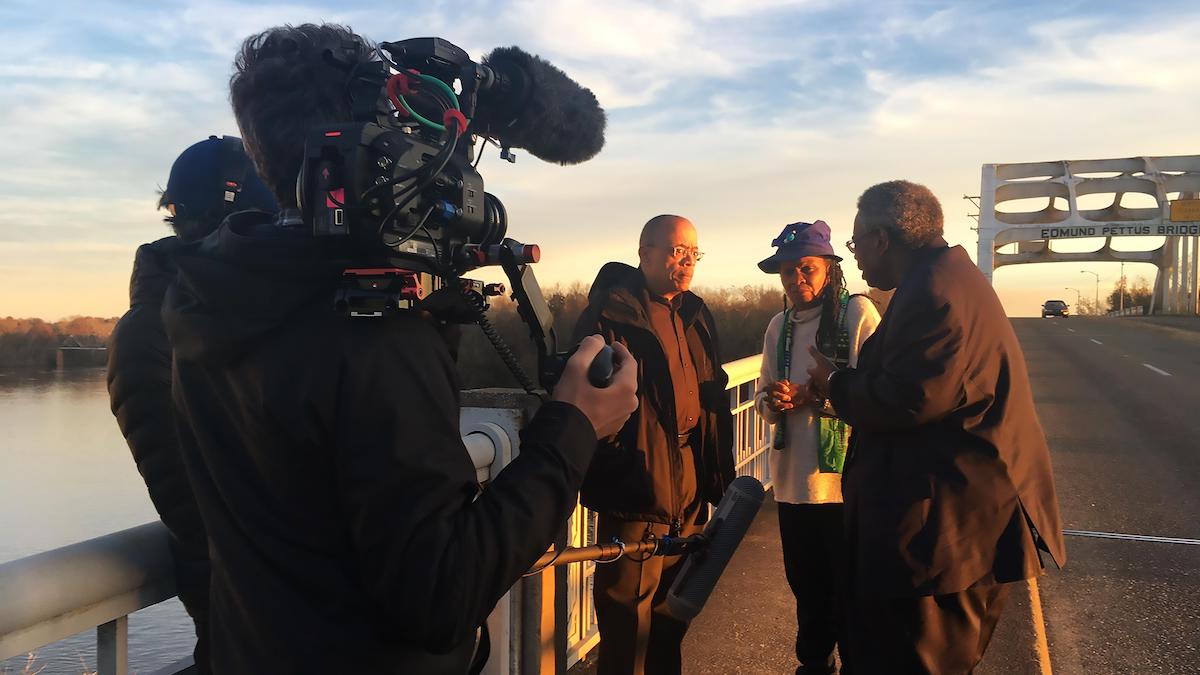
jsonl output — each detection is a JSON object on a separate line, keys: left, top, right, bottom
{"left": 157, "top": 135, "right": 279, "bottom": 242}
{"left": 106, "top": 136, "right": 276, "bottom": 675}
{"left": 754, "top": 220, "right": 880, "bottom": 675}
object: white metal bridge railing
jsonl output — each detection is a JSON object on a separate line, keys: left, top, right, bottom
{"left": 0, "top": 355, "right": 771, "bottom": 675}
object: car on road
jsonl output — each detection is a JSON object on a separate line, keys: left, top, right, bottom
{"left": 1042, "top": 299, "right": 1069, "bottom": 318}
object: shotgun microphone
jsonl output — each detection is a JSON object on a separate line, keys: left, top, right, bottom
{"left": 663, "top": 475, "right": 765, "bottom": 621}
{"left": 475, "top": 46, "right": 606, "bottom": 165}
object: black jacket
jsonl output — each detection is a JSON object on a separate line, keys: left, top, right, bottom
{"left": 832, "top": 245, "right": 1066, "bottom": 597}
{"left": 572, "top": 262, "right": 734, "bottom": 525}
{"left": 162, "top": 211, "right": 597, "bottom": 674}
{"left": 106, "top": 237, "right": 211, "bottom": 647}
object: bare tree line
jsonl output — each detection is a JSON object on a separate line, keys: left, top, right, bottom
{"left": 0, "top": 284, "right": 894, "bottom": 377}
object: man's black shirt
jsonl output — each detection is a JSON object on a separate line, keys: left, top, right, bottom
{"left": 163, "top": 211, "right": 596, "bottom": 674}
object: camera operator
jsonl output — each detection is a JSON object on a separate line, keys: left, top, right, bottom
{"left": 162, "top": 23, "right": 638, "bottom": 674}
{"left": 107, "top": 135, "right": 276, "bottom": 674}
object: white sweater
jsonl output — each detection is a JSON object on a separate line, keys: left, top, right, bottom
{"left": 754, "top": 296, "right": 881, "bottom": 504}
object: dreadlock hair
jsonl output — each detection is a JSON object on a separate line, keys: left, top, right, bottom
{"left": 815, "top": 259, "right": 847, "bottom": 358}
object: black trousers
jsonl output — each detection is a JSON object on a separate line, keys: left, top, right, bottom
{"left": 593, "top": 514, "right": 703, "bottom": 675}
{"left": 777, "top": 502, "right": 845, "bottom": 675}
{"left": 841, "top": 582, "right": 1012, "bottom": 675}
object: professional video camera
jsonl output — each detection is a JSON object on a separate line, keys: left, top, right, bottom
{"left": 298, "top": 37, "right": 607, "bottom": 392}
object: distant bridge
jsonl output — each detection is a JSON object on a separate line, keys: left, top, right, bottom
{"left": 55, "top": 336, "right": 107, "bottom": 369}
{"left": 976, "top": 155, "right": 1200, "bottom": 314}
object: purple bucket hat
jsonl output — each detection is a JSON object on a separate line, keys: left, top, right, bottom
{"left": 757, "top": 220, "right": 842, "bottom": 273}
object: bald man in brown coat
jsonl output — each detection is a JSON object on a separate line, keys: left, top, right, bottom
{"left": 573, "top": 215, "right": 734, "bottom": 675}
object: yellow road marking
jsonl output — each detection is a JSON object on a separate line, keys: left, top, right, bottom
{"left": 1028, "top": 577, "right": 1053, "bottom": 675}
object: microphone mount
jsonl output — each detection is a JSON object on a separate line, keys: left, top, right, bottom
{"left": 529, "top": 533, "right": 709, "bottom": 571}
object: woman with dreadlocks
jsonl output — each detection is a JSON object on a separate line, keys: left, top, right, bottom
{"left": 754, "top": 220, "right": 880, "bottom": 675}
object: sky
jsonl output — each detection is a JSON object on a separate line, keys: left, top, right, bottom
{"left": 2, "top": 0, "right": 1199, "bottom": 320}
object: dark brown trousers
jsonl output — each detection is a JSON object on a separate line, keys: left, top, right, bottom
{"left": 841, "top": 582, "right": 1012, "bottom": 674}
{"left": 592, "top": 514, "right": 703, "bottom": 675}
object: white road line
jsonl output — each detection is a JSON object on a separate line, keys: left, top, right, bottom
{"left": 1063, "top": 528, "right": 1199, "bottom": 545}
{"left": 1089, "top": 339, "right": 1102, "bottom": 345}
{"left": 1028, "top": 578, "right": 1054, "bottom": 675}
{"left": 1143, "top": 363, "right": 1172, "bottom": 377}
{"left": 1067, "top": 328, "right": 1076, "bottom": 333}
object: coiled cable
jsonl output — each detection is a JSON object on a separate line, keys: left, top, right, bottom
{"left": 459, "top": 281, "right": 540, "bottom": 396}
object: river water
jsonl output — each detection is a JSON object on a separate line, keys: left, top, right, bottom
{"left": 0, "top": 368, "right": 193, "bottom": 675}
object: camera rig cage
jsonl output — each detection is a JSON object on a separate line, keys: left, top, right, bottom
{"left": 298, "top": 37, "right": 581, "bottom": 393}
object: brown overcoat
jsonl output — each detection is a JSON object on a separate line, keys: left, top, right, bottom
{"left": 831, "top": 244, "right": 1066, "bottom": 597}
{"left": 573, "top": 262, "right": 735, "bottom": 526}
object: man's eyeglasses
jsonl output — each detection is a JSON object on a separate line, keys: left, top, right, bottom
{"left": 845, "top": 231, "right": 880, "bottom": 254}
{"left": 844, "top": 225, "right": 892, "bottom": 252}
{"left": 651, "top": 244, "right": 705, "bottom": 261}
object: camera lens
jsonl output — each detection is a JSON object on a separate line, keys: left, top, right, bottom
{"left": 481, "top": 193, "right": 508, "bottom": 245}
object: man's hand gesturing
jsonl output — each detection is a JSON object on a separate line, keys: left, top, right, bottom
{"left": 552, "top": 335, "right": 639, "bottom": 438}
{"left": 805, "top": 345, "right": 838, "bottom": 398}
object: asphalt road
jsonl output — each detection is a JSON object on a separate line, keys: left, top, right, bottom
{"left": 1010, "top": 317, "right": 1200, "bottom": 675}
{"left": 573, "top": 317, "right": 1200, "bottom": 674}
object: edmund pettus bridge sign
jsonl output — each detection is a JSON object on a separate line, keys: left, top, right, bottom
{"left": 1037, "top": 220, "right": 1200, "bottom": 240}
{"left": 976, "top": 155, "right": 1200, "bottom": 314}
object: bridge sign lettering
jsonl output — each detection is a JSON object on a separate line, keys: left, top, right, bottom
{"left": 1038, "top": 223, "right": 1200, "bottom": 239}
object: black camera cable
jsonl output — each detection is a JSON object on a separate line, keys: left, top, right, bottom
{"left": 461, "top": 281, "right": 540, "bottom": 396}
{"left": 375, "top": 117, "right": 461, "bottom": 237}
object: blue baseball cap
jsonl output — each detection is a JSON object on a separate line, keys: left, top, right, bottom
{"left": 757, "top": 220, "right": 841, "bottom": 273}
{"left": 160, "top": 135, "right": 277, "bottom": 221}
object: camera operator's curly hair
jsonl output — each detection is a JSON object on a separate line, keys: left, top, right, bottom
{"left": 230, "top": 24, "right": 374, "bottom": 207}
{"left": 856, "top": 180, "right": 944, "bottom": 249}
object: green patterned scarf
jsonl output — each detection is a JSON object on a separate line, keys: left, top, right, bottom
{"left": 772, "top": 290, "right": 851, "bottom": 473}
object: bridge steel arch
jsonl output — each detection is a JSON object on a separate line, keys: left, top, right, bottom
{"left": 976, "top": 155, "right": 1200, "bottom": 315}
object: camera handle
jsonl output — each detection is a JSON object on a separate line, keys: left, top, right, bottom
{"left": 496, "top": 241, "right": 613, "bottom": 391}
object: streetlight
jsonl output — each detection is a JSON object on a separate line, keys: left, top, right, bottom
{"left": 1065, "top": 287, "right": 1082, "bottom": 310}
{"left": 1080, "top": 270, "right": 1100, "bottom": 315}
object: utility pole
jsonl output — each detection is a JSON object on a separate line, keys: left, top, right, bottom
{"left": 1119, "top": 261, "right": 1125, "bottom": 313}
{"left": 964, "top": 195, "right": 981, "bottom": 232}
{"left": 1081, "top": 270, "right": 1100, "bottom": 315}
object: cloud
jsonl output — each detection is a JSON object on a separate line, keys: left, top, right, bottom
{"left": 862, "top": 16, "right": 1200, "bottom": 151}
{"left": 877, "top": 5, "right": 964, "bottom": 44}
{"left": 685, "top": 0, "right": 830, "bottom": 19}
{"left": 3, "top": 1, "right": 1200, "bottom": 319}
{"left": 486, "top": 8, "right": 1200, "bottom": 309}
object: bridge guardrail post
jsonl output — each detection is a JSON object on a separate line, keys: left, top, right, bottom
{"left": 97, "top": 616, "right": 128, "bottom": 675}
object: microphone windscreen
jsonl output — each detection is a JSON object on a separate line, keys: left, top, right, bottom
{"left": 663, "top": 476, "right": 765, "bottom": 622}
{"left": 480, "top": 46, "right": 606, "bottom": 165}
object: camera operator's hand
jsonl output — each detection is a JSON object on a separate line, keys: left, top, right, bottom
{"left": 553, "top": 335, "right": 638, "bottom": 438}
